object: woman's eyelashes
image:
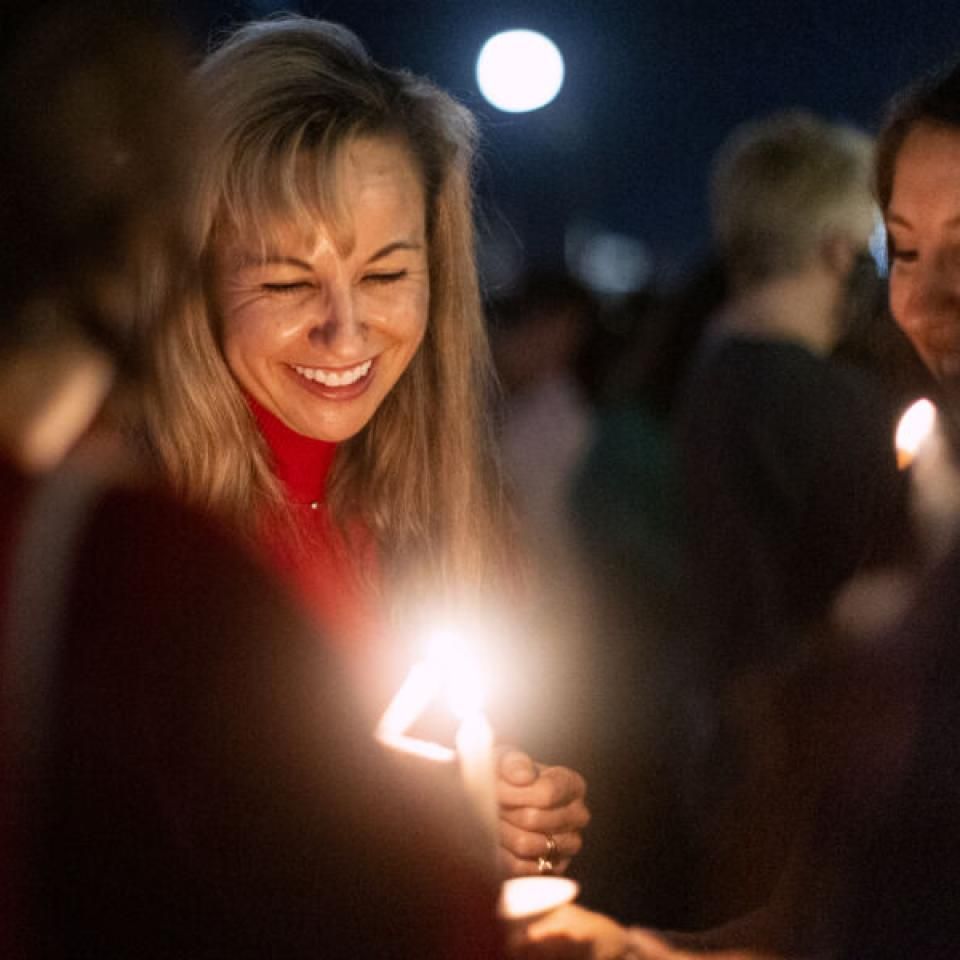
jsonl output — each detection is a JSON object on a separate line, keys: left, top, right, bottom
{"left": 262, "top": 281, "right": 312, "bottom": 295}
{"left": 362, "top": 269, "right": 408, "bottom": 285}
{"left": 888, "top": 238, "right": 917, "bottom": 265}
{"left": 261, "top": 270, "right": 408, "bottom": 292}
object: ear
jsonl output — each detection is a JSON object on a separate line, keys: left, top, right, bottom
{"left": 820, "top": 230, "right": 857, "bottom": 276}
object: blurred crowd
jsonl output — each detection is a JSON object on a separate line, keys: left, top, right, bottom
{"left": 4, "top": 3, "right": 960, "bottom": 959}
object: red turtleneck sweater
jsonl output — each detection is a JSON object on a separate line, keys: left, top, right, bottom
{"left": 248, "top": 398, "right": 384, "bottom": 665}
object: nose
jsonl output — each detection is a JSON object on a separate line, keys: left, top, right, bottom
{"left": 308, "top": 286, "right": 366, "bottom": 356}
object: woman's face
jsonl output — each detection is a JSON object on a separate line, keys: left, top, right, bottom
{"left": 216, "top": 135, "right": 429, "bottom": 442}
{"left": 886, "top": 122, "right": 960, "bottom": 379}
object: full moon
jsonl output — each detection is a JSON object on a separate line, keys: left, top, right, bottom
{"left": 476, "top": 30, "right": 565, "bottom": 113}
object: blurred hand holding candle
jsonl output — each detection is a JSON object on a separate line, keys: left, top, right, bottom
{"left": 896, "top": 397, "right": 937, "bottom": 471}
{"left": 499, "top": 876, "right": 580, "bottom": 952}
{"left": 896, "top": 397, "right": 960, "bottom": 562}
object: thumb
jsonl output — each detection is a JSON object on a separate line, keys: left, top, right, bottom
{"left": 498, "top": 747, "right": 538, "bottom": 786}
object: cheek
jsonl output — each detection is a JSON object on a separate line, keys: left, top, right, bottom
{"left": 888, "top": 274, "right": 909, "bottom": 328}
{"left": 220, "top": 308, "right": 276, "bottom": 386}
{"left": 367, "top": 286, "right": 429, "bottom": 353}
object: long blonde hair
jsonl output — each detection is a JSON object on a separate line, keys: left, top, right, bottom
{"left": 140, "top": 16, "right": 510, "bottom": 604}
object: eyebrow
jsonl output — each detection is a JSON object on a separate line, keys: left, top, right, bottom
{"left": 232, "top": 240, "right": 423, "bottom": 270}
{"left": 233, "top": 253, "right": 314, "bottom": 271}
{"left": 366, "top": 240, "right": 424, "bottom": 263}
{"left": 886, "top": 212, "right": 960, "bottom": 230}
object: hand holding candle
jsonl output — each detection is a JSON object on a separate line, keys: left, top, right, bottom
{"left": 376, "top": 614, "right": 591, "bottom": 880}
{"left": 508, "top": 903, "right": 637, "bottom": 960}
{"left": 495, "top": 747, "right": 590, "bottom": 878}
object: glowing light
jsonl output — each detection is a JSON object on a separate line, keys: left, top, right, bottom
{"left": 869, "top": 208, "right": 888, "bottom": 278}
{"left": 375, "top": 617, "right": 499, "bottom": 844}
{"left": 423, "top": 618, "right": 489, "bottom": 718}
{"left": 566, "top": 222, "right": 651, "bottom": 296}
{"left": 499, "top": 876, "right": 579, "bottom": 920}
{"left": 476, "top": 30, "right": 565, "bottom": 113}
{"left": 896, "top": 398, "right": 937, "bottom": 470}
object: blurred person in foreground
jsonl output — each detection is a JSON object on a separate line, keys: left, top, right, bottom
{"left": 0, "top": 4, "right": 502, "bottom": 957}
{"left": 134, "top": 15, "right": 589, "bottom": 879}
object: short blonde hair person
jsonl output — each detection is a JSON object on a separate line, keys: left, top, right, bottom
{"left": 139, "top": 16, "right": 509, "bottom": 607}
{"left": 711, "top": 110, "right": 874, "bottom": 290}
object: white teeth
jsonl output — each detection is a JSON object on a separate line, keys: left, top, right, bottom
{"left": 293, "top": 359, "right": 372, "bottom": 387}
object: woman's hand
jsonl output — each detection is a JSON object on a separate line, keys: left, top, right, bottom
{"left": 509, "top": 904, "right": 632, "bottom": 959}
{"left": 512, "top": 905, "right": 781, "bottom": 959}
{"left": 496, "top": 747, "right": 590, "bottom": 877}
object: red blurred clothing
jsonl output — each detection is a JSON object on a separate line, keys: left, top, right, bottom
{"left": 0, "top": 454, "right": 503, "bottom": 959}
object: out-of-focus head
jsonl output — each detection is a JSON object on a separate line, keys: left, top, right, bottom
{"left": 0, "top": 2, "right": 196, "bottom": 468}
{"left": 0, "top": 1, "right": 195, "bottom": 367}
{"left": 711, "top": 110, "right": 875, "bottom": 291}
{"left": 188, "top": 15, "right": 480, "bottom": 444}
{"left": 877, "top": 62, "right": 960, "bottom": 380}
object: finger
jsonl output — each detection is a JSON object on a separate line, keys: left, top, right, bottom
{"left": 498, "top": 765, "right": 586, "bottom": 809}
{"left": 626, "top": 928, "right": 695, "bottom": 959}
{"left": 511, "top": 933, "right": 588, "bottom": 960}
{"left": 498, "top": 845, "right": 573, "bottom": 878}
{"left": 525, "top": 905, "right": 593, "bottom": 942}
{"left": 498, "top": 819, "right": 583, "bottom": 863}
{"left": 499, "top": 799, "right": 591, "bottom": 834}
{"left": 497, "top": 746, "right": 539, "bottom": 786}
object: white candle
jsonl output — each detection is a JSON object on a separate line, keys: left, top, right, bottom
{"left": 455, "top": 709, "right": 499, "bottom": 841}
{"left": 376, "top": 616, "right": 501, "bottom": 863}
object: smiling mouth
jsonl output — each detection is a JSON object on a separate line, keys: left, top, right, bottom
{"left": 291, "top": 359, "right": 373, "bottom": 387}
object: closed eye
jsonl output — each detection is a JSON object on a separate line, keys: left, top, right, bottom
{"left": 262, "top": 282, "right": 312, "bottom": 295}
{"left": 362, "top": 270, "right": 408, "bottom": 286}
{"left": 888, "top": 239, "right": 917, "bottom": 264}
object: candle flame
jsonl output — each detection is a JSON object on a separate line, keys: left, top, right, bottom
{"left": 375, "top": 661, "right": 440, "bottom": 741}
{"left": 378, "top": 733, "right": 456, "bottom": 763}
{"left": 377, "top": 617, "right": 490, "bottom": 747}
{"left": 424, "top": 618, "right": 489, "bottom": 718}
{"left": 896, "top": 398, "right": 937, "bottom": 470}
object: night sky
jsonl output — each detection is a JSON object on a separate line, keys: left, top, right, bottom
{"left": 176, "top": 0, "right": 960, "bottom": 285}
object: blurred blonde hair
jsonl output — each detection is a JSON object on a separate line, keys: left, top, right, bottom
{"left": 711, "top": 110, "right": 874, "bottom": 290}
{"left": 139, "top": 16, "right": 510, "bottom": 604}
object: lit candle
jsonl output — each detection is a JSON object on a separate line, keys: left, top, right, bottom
{"left": 375, "top": 618, "right": 501, "bottom": 854}
{"left": 895, "top": 397, "right": 937, "bottom": 470}
{"left": 455, "top": 708, "right": 498, "bottom": 841}
{"left": 895, "top": 397, "right": 960, "bottom": 563}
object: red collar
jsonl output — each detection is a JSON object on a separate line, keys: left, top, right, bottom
{"left": 247, "top": 396, "right": 337, "bottom": 506}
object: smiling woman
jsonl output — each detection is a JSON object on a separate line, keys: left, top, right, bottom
{"left": 139, "top": 16, "right": 505, "bottom": 637}
{"left": 215, "top": 135, "right": 429, "bottom": 445}
{"left": 136, "top": 14, "right": 590, "bottom": 882}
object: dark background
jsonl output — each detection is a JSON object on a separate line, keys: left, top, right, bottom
{"left": 174, "top": 0, "right": 960, "bottom": 288}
